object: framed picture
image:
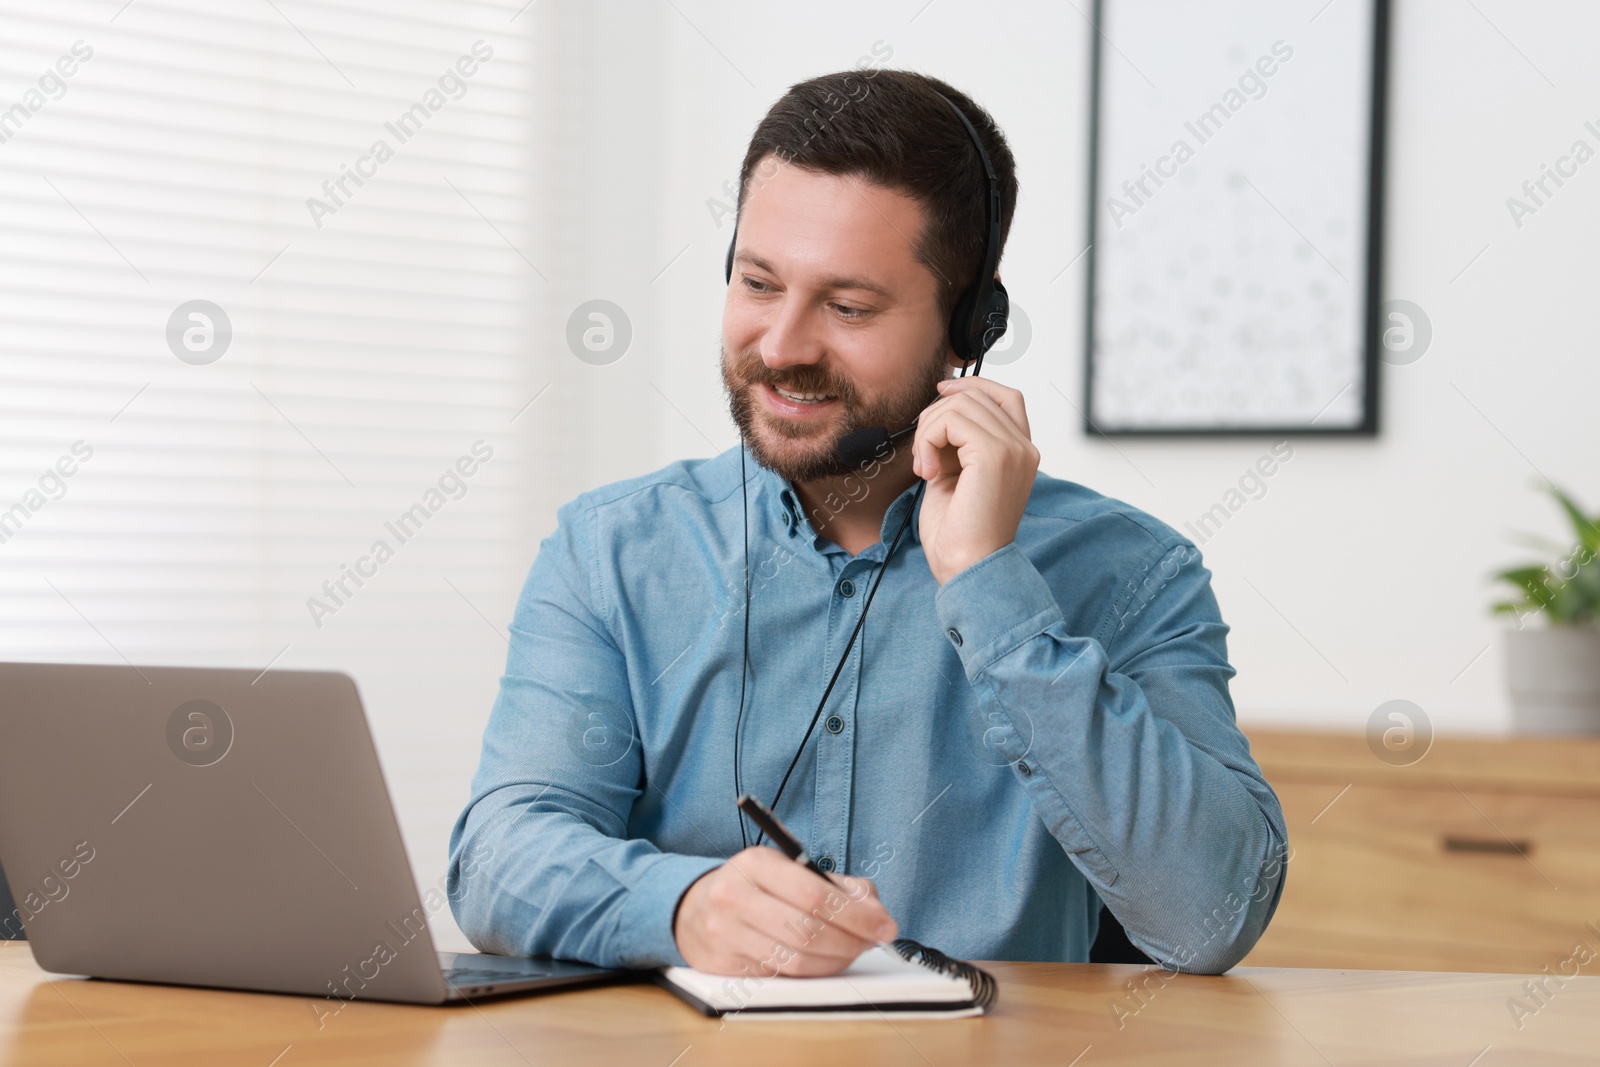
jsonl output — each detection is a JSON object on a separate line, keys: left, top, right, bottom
{"left": 1084, "top": 0, "right": 1390, "bottom": 435}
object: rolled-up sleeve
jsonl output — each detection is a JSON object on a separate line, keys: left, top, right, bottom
{"left": 447, "top": 499, "right": 722, "bottom": 968}
{"left": 933, "top": 537, "right": 1287, "bottom": 974}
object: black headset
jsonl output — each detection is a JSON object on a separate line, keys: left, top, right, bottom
{"left": 729, "top": 89, "right": 1009, "bottom": 852}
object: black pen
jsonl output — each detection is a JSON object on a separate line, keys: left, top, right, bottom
{"left": 737, "top": 793, "right": 830, "bottom": 876}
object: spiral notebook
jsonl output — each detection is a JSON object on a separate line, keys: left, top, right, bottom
{"left": 656, "top": 939, "right": 998, "bottom": 1020}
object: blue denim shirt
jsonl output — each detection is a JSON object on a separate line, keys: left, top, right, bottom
{"left": 448, "top": 446, "right": 1287, "bottom": 973}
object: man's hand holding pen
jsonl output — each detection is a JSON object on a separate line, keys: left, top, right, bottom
{"left": 674, "top": 796, "right": 899, "bottom": 977}
{"left": 673, "top": 846, "right": 897, "bottom": 977}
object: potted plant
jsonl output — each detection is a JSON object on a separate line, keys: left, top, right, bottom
{"left": 1492, "top": 484, "right": 1600, "bottom": 734}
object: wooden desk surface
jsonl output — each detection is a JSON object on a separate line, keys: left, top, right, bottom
{"left": 3, "top": 943, "right": 1596, "bottom": 1065}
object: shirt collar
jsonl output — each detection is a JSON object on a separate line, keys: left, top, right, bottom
{"left": 754, "top": 460, "right": 922, "bottom": 554}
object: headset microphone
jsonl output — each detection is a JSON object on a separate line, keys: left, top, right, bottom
{"left": 835, "top": 421, "right": 916, "bottom": 470}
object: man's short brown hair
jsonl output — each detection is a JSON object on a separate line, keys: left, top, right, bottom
{"left": 735, "top": 69, "right": 1018, "bottom": 321}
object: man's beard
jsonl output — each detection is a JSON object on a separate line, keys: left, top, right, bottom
{"left": 721, "top": 343, "right": 948, "bottom": 483}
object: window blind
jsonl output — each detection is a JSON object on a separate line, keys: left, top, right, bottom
{"left": 0, "top": 0, "right": 543, "bottom": 948}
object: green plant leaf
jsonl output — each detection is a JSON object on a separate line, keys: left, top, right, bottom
{"left": 1549, "top": 484, "right": 1600, "bottom": 555}
{"left": 1493, "top": 565, "right": 1550, "bottom": 584}
{"left": 1493, "top": 484, "right": 1600, "bottom": 625}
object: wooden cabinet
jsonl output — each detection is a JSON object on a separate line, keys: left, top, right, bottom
{"left": 1241, "top": 728, "right": 1600, "bottom": 974}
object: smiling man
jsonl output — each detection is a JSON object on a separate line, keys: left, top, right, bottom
{"left": 448, "top": 70, "right": 1287, "bottom": 980}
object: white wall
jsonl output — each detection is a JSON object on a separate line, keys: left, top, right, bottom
{"left": 526, "top": 0, "right": 1600, "bottom": 739}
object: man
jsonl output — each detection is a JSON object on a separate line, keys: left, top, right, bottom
{"left": 448, "top": 70, "right": 1287, "bottom": 979}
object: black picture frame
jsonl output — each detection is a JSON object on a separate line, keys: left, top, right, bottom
{"left": 1082, "top": 0, "right": 1391, "bottom": 437}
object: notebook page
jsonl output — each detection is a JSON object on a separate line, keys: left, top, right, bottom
{"left": 661, "top": 945, "right": 974, "bottom": 1011}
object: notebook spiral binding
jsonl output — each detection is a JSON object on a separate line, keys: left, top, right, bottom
{"left": 889, "top": 938, "right": 998, "bottom": 1012}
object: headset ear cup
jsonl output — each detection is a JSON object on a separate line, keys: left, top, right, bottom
{"left": 981, "top": 280, "right": 1010, "bottom": 354}
{"left": 947, "top": 285, "right": 979, "bottom": 364}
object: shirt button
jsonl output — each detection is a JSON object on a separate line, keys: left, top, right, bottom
{"left": 947, "top": 628, "right": 963, "bottom": 647}
{"left": 816, "top": 855, "right": 835, "bottom": 873}
{"left": 825, "top": 714, "right": 844, "bottom": 734}
{"left": 1017, "top": 761, "right": 1033, "bottom": 777}
{"left": 837, "top": 578, "right": 855, "bottom": 598}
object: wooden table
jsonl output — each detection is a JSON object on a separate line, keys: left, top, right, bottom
{"left": 3, "top": 942, "right": 1596, "bottom": 1065}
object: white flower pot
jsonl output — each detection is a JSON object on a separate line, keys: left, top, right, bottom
{"left": 1504, "top": 626, "right": 1600, "bottom": 734}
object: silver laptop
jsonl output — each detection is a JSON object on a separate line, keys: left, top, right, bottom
{"left": 0, "top": 662, "right": 622, "bottom": 1003}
